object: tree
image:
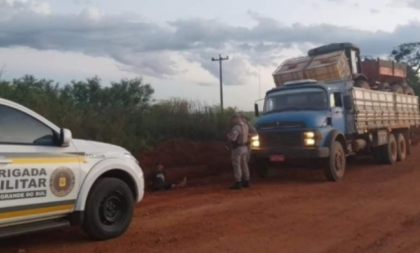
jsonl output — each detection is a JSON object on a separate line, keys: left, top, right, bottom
{"left": 390, "top": 42, "right": 420, "bottom": 94}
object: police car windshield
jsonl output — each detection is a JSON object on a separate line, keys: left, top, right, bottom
{"left": 263, "top": 87, "right": 327, "bottom": 114}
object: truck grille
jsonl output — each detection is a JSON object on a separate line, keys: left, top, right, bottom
{"left": 257, "top": 121, "right": 306, "bottom": 130}
{"left": 259, "top": 132, "right": 303, "bottom": 147}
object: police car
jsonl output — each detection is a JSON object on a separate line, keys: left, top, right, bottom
{"left": 0, "top": 98, "right": 145, "bottom": 240}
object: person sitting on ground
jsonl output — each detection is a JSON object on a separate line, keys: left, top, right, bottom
{"left": 150, "top": 162, "right": 187, "bottom": 192}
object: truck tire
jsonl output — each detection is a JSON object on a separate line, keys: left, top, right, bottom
{"left": 378, "top": 82, "right": 390, "bottom": 92}
{"left": 404, "top": 86, "right": 415, "bottom": 95}
{"left": 324, "top": 141, "right": 346, "bottom": 182}
{"left": 380, "top": 134, "right": 398, "bottom": 164}
{"left": 396, "top": 133, "right": 407, "bottom": 161}
{"left": 391, "top": 84, "right": 404, "bottom": 94}
{"left": 83, "top": 178, "right": 134, "bottom": 241}
{"left": 355, "top": 80, "right": 370, "bottom": 89}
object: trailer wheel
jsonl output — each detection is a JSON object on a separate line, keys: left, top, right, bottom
{"left": 396, "top": 133, "right": 407, "bottom": 161}
{"left": 378, "top": 82, "right": 390, "bottom": 92}
{"left": 324, "top": 141, "right": 346, "bottom": 182}
{"left": 83, "top": 178, "right": 134, "bottom": 241}
{"left": 381, "top": 134, "right": 398, "bottom": 164}
{"left": 404, "top": 86, "right": 415, "bottom": 96}
{"left": 355, "top": 80, "right": 370, "bottom": 89}
{"left": 391, "top": 84, "right": 404, "bottom": 94}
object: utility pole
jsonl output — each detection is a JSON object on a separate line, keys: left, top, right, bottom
{"left": 212, "top": 54, "right": 229, "bottom": 113}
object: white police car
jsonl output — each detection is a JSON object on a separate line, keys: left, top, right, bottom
{"left": 0, "top": 98, "right": 144, "bottom": 240}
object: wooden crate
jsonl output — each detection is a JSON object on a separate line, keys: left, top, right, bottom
{"left": 272, "top": 56, "right": 312, "bottom": 87}
{"left": 304, "top": 51, "right": 351, "bottom": 81}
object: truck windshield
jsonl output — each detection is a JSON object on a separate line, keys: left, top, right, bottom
{"left": 264, "top": 87, "right": 328, "bottom": 114}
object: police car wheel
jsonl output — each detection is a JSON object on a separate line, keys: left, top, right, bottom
{"left": 83, "top": 177, "right": 134, "bottom": 240}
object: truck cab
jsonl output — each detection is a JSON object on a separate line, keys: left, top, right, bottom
{"left": 252, "top": 79, "right": 353, "bottom": 180}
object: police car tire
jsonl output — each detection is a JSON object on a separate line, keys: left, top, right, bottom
{"left": 82, "top": 177, "right": 134, "bottom": 241}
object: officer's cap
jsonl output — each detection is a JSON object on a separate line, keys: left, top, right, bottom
{"left": 231, "top": 112, "right": 241, "bottom": 119}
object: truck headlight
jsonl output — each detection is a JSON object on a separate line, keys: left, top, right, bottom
{"left": 252, "top": 140, "right": 260, "bottom": 147}
{"left": 251, "top": 135, "right": 259, "bottom": 147}
{"left": 304, "top": 138, "right": 315, "bottom": 146}
{"left": 303, "top": 131, "right": 316, "bottom": 146}
{"left": 304, "top": 131, "right": 315, "bottom": 138}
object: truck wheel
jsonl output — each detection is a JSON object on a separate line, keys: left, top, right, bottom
{"left": 83, "top": 178, "right": 134, "bottom": 241}
{"left": 381, "top": 134, "right": 398, "bottom": 164}
{"left": 324, "top": 141, "right": 346, "bottom": 182}
{"left": 355, "top": 80, "right": 370, "bottom": 89}
{"left": 378, "top": 82, "right": 390, "bottom": 92}
{"left": 404, "top": 86, "right": 415, "bottom": 95}
{"left": 396, "top": 133, "right": 407, "bottom": 161}
{"left": 391, "top": 84, "right": 404, "bottom": 94}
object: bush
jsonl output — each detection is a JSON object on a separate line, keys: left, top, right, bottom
{"left": 0, "top": 75, "right": 239, "bottom": 154}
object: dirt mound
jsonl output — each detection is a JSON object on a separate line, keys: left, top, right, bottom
{"left": 137, "top": 139, "right": 232, "bottom": 186}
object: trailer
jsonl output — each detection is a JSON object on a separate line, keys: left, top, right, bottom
{"left": 251, "top": 78, "right": 420, "bottom": 181}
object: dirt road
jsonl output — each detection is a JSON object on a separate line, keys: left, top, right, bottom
{"left": 3, "top": 148, "right": 420, "bottom": 253}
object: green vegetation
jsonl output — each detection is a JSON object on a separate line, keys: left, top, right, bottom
{"left": 0, "top": 75, "right": 238, "bottom": 154}
{"left": 390, "top": 42, "right": 420, "bottom": 95}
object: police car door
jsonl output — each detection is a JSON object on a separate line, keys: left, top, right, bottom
{"left": 0, "top": 104, "right": 81, "bottom": 226}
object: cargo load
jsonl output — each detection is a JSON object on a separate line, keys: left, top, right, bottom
{"left": 273, "top": 51, "right": 351, "bottom": 87}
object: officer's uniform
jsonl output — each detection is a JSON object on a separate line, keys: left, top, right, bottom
{"left": 238, "top": 113, "right": 257, "bottom": 163}
{"left": 227, "top": 114, "right": 250, "bottom": 189}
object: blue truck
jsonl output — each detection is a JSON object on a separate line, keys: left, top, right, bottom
{"left": 251, "top": 43, "right": 420, "bottom": 181}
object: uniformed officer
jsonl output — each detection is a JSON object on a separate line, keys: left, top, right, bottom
{"left": 227, "top": 112, "right": 250, "bottom": 190}
{"left": 239, "top": 113, "right": 258, "bottom": 163}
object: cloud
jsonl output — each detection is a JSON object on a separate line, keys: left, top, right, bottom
{"left": 1, "top": 0, "right": 420, "bottom": 85}
{"left": 408, "top": 0, "right": 420, "bottom": 9}
{"left": 370, "top": 8, "right": 380, "bottom": 14}
{"left": 391, "top": 0, "right": 420, "bottom": 9}
{"left": 73, "top": 0, "right": 93, "bottom": 4}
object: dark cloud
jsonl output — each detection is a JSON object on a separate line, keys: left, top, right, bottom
{"left": 0, "top": 0, "right": 419, "bottom": 85}
{"left": 408, "top": 0, "right": 420, "bottom": 9}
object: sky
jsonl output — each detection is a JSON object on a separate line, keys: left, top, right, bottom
{"left": 1, "top": 0, "right": 420, "bottom": 110}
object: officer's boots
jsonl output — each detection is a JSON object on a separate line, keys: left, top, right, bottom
{"left": 242, "top": 180, "right": 250, "bottom": 188}
{"left": 230, "top": 181, "right": 242, "bottom": 190}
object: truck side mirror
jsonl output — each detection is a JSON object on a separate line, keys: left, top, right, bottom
{"left": 344, "top": 95, "right": 353, "bottom": 110}
{"left": 254, "top": 103, "right": 259, "bottom": 117}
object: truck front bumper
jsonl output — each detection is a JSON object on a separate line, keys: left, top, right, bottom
{"left": 251, "top": 146, "right": 330, "bottom": 159}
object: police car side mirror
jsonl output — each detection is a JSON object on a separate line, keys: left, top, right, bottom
{"left": 60, "top": 128, "right": 72, "bottom": 147}
{"left": 254, "top": 103, "right": 259, "bottom": 117}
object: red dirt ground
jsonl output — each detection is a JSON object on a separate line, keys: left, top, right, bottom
{"left": 3, "top": 143, "right": 420, "bottom": 253}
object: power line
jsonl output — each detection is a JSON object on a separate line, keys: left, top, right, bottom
{"left": 211, "top": 54, "right": 229, "bottom": 113}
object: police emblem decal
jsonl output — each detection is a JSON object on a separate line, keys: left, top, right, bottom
{"left": 49, "top": 167, "right": 75, "bottom": 197}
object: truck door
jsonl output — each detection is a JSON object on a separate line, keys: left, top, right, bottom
{"left": 329, "top": 92, "right": 346, "bottom": 133}
{"left": 0, "top": 104, "right": 81, "bottom": 226}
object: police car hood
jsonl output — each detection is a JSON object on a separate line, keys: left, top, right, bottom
{"left": 72, "top": 139, "right": 129, "bottom": 154}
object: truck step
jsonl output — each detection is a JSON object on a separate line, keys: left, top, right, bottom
{"left": 0, "top": 219, "right": 70, "bottom": 239}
